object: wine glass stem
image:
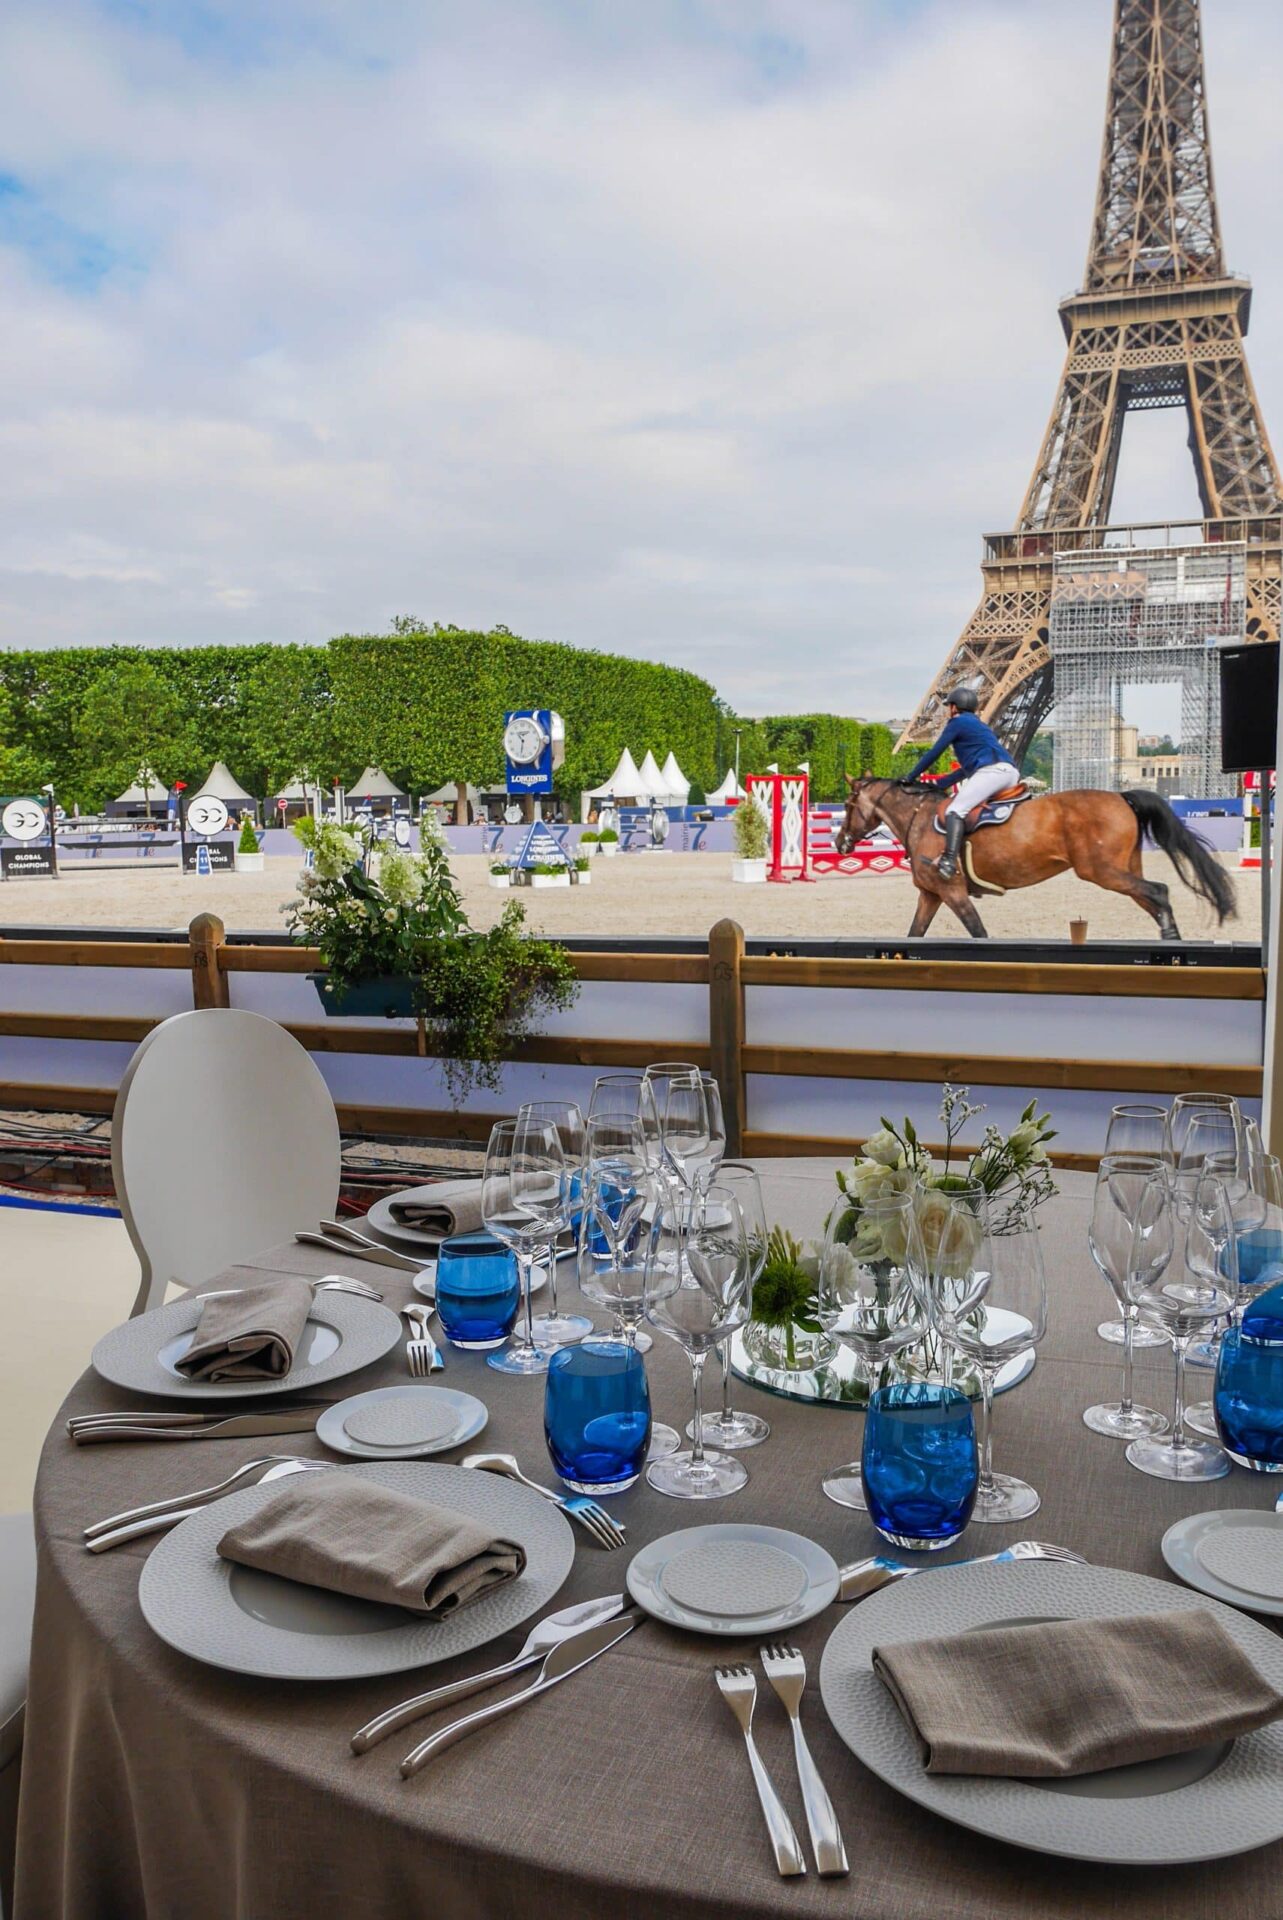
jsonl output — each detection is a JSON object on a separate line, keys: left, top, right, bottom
{"left": 545, "top": 1235, "right": 559, "bottom": 1317}
{"left": 977, "top": 1365, "right": 995, "bottom": 1495}
{"left": 1120, "top": 1306, "right": 1136, "bottom": 1416}
{"left": 689, "top": 1351, "right": 708, "bottom": 1465}
{"left": 719, "top": 1341, "right": 735, "bottom": 1421}
{"left": 1171, "top": 1335, "right": 1190, "bottom": 1448}
{"left": 517, "top": 1250, "right": 537, "bottom": 1352}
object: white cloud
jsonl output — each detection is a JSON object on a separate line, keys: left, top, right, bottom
{"left": 0, "top": 0, "right": 1278, "bottom": 720}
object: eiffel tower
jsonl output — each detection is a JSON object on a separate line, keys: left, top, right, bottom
{"left": 900, "top": 0, "right": 1283, "bottom": 764}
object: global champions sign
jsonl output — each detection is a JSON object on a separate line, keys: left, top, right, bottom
{"left": 503, "top": 711, "right": 565, "bottom": 796}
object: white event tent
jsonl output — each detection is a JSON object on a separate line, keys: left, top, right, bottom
{"left": 582, "top": 748, "right": 648, "bottom": 815}
{"left": 660, "top": 752, "right": 690, "bottom": 800}
{"left": 707, "top": 769, "right": 745, "bottom": 804}
{"left": 191, "top": 761, "right": 257, "bottom": 811}
{"left": 637, "top": 750, "right": 666, "bottom": 799}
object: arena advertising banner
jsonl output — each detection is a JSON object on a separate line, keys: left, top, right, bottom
{"left": 1, "top": 795, "right": 56, "bottom": 878}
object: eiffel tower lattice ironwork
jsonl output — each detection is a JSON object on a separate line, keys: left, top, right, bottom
{"left": 900, "top": 0, "right": 1283, "bottom": 764}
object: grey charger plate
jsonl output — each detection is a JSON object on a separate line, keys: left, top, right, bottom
{"left": 139, "top": 1461, "right": 576, "bottom": 1679}
{"left": 91, "top": 1291, "right": 402, "bottom": 1402}
{"left": 819, "top": 1561, "right": 1283, "bottom": 1864}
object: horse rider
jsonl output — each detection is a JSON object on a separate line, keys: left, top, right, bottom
{"left": 899, "top": 687, "right": 1020, "bottom": 882}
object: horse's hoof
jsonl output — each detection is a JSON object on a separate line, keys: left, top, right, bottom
{"left": 1161, "top": 927, "right": 1181, "bottom": 942}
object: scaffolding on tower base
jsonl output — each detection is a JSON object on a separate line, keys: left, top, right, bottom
{"left": 1048, "top": 535, "right": 1246, "bottom": 797}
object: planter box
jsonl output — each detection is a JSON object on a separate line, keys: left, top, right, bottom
{"left": 732, "top": 858, "right": 768, "bottom": 884}
{"left": 234, "top": 851, "right": 265, "bottom": 873}
{"left": 529, "top": 872, "right": 572, "bottom": 889}
{"left": 578, "top": 841, "right": 598, "bottom": 858}
{"left": 599, "top": 841, "right": 619, "bottom": 858}
{"left": 488, "top": 872, "right": 511, "bottom": 889}
{"left": 572, "top": 868, "right": 591, "bottom": 885}
{"left": 309, "top": 973, "right": 417, "bottom": 1019}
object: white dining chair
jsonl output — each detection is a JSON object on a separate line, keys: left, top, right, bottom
{"left": 0, "top": 1511, "right": 35, "bottom": 1918}
{"left": 112, "top": 1009, "right": 343, "bottom": 1317}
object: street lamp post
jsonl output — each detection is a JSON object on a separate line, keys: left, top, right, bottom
{"left": 733, "top": 728, "right": 743, "bottom": 784}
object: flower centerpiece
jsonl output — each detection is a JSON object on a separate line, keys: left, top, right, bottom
{"left": 286, "top": 813, "right": 577, "bottom": 1102}
{"left": 741, "top": 1227, "right": 838, "bottom": 1374}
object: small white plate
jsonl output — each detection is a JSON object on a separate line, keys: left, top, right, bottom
{"left": 627, "top": 1523, "right": 839, "bottom": 1635}
{"left": 1163, "top": 1508, "right": 1283, "bottom": 1615}
{"left": 317, "top": 1386, "right": 488, "bottom": 1460}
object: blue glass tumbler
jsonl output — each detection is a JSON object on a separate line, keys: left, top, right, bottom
{"left": 862, "top": 1382, "right": 978, "bottom": 1551}
{"left": 433, "top": 1233, "right": 521, "bottom": 1351}
{"left": 1214, "top": 1283, "right": 1283, "bottom": 1472}
{"left": 545, "top": 1340, "right": 651, "bottom": 1494}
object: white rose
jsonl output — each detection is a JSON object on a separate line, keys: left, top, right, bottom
{"left": 863, "top": 1128, "right": 905, "bottom": 1170}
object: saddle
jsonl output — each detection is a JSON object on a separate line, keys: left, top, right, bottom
{"left": 932, "top": 784, "right": 1032, "bottom": 837}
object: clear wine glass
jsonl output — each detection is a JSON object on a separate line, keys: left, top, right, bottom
{"left": 1175, "top": 1108, "right": 1243, "bottom": 1218}
{"left": 689, "top": 1161, "right": 770, "bottom": 1451}
{"left": 480, "top": 1118, "right": 563, "bottom": 1376}
{"left": 516, "top": 1100, "right": 594, "bottom": 1346}
{"left": 644, "top": 1183, "right": 751, "bottom": 1499}
{"left": 1124, "top": 1169, "right": 1235, "bottom": 1482}
{"left": 1186, "top": 1146, "right": 1269, "bottom": 1438}
{"left": 910, "top": 1181, "right": 990, "bottom": 1391}
{"left": 1096, "top": 1107, "right": 1169, "bottom": 1348}
{"left": 649, "top": 1067, "right": 710, "bottom": 1194}
{"left": 1083, "top": 1154, "right": 1167, "bottom": 1440}
{"left": 816, "top": 1192, "right": 925, "bottom": 1511}
{"left": 1167, "top": 1094, "right": 1242, "bottom": 1213}
{"left": 586, "top": 1075, "right": 664, "bottom": 1351}
{"left": 929, "top": 1219, "right": 1048, "bottom": 1522}
{"left": 689, "top": 1074, "right": 727, "bottom": 1196}
{"left": 581, "top": 1117, "right": 680, "bottom": 1456}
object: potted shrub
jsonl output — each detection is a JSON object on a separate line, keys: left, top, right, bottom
{"left": 572, "top": 853, "right": 591, "bottom": 886}
{"left": 488, "top": 860, "right": 511, "bottom": 890}
{"left": 287, "top": 815, "right": 578, "bottom": 1102}
{"left": 579, "top": 829, "right": 599, "bottom": 859}
{"left": 731, "top": 798, "right": 768, "bottom": 882}
{"left": 234, "top": 817, "right": 265, "bottom": 873}
{"left": 598, "top": 826, "right": 620, "bottom": 859}
{"left": 529, "top": 860, "right": 571, "bottom": 890}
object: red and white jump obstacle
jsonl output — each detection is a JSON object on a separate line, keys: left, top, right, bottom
{"left": 744, "top": 773, "right": 910, "bottom": 881}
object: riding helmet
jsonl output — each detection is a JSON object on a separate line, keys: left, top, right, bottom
{"left": 946, "top": 685, "right": 980, "bottom": 713}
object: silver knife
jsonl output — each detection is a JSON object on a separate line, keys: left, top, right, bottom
{"left": 294, "top": 1232, "right": 424, "bottom": 1273}
{"left": 352, "top": 1594, "right": 626, "bottom": 1753}
{"left": 399, "top": 1607, "right": 643, "bottom": 1776}
{"left": 71, "top": 1408, "right": 324, "bottom": 1443}
{"left": 68, "top": 1404, "right": 327, "bottom": 1431}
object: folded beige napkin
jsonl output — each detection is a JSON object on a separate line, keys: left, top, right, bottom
{"left": 388, "top": 1179, "right": 485, "bottom": 1237}
{"left": 217, "top": 1474, "right": 527, "bottom": 1618}
{"left": 177, "top": 1277, "right": 313, "bottom": 1382}
{"left": 873, "top": 1609, "right": 1283, "bottom": 1778}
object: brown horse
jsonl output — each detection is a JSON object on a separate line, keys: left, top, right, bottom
{"left": 834, "top": 778, "right": 1236, "bottom": 940}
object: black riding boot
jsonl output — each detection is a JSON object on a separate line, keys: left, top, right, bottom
{"left": 936, "top": 813, "right": 965, "bottom": 881}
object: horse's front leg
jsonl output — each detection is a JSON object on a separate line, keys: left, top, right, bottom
{"left": 943, "top": 883, "right": 987, "bottom": 938}
{"left": 907, "top": 890, "right": 942, "bottom": 938}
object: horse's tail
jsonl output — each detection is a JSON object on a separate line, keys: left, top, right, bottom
{"left": 1122, "top": 789, "right": 1236, "bottom": 924}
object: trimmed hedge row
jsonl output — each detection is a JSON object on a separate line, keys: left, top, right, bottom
{"left": 0, "top": 627, "right": 926, "bottom": 808}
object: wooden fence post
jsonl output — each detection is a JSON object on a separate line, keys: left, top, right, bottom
{"left": 189, "top": 913, "right": 230, "bottom": 1010}
{"left": 709, "top": 918, "right": 746, "bottom": 1156}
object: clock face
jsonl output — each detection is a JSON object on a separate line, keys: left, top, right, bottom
{"left": 504, "top": 715, "right": 547, "bottom": 764}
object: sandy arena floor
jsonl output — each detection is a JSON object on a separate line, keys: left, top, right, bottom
{"left": 0, "top": 849, "right": 1259, "bottom": 944}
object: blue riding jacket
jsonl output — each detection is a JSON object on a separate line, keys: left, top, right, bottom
{"left": 904, "top": 712, "right": 1008, "bottom": 789}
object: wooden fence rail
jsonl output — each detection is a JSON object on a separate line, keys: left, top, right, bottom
{"left": 0, "top": 913, "right": 1263, "bottom": 1165}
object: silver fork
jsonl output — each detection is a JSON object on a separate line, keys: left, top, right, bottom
{"left": 461, "top": 1451, "right": 625, "bottom": 1551}
{"left": 838, "top": 1538, "right": 1085, "bottom": 1603}
{"left": 714, "top": 1666, "right": 806, "bottom": 1878}
{"left": 402, "top": 1302, "right": 444, "bottom": 1375}
{"left": 83, "top": 1458, "right": 331, "bottom": 1551}
{"left": 759, "top": 1645, "right": 847, "bottom": 1877}
{"left": 84, "top": 1454, "right": 299, "bottom": 1538}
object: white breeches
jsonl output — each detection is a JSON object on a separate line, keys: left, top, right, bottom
{"left": 945, "top": 762, "right": 1020, "bottom": 819}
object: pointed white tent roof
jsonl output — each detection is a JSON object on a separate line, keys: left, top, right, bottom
{"left": 584, "top": 747, "right": 646, "bottom": 800}
{"left": 707, "top": 769, "right": 744, "bottom": 804}
{"left": 660, "top": 751, "right": 690, "bottom": 798}
{"left": 637, "top": 750, "right": 666, "bottom": 797}
{"left": 114, "top": 765, "right": 166, "bottom": 804}
{"left": 350, "top": 765, "right": 407, "bottom": 798}
{"left": 191, "top": 760, "right": 256, "bottom": 804}
{"left": 275, "top": 777, "right": 324, "bottom": 804}
{"left": 423, "top": 780, "right": 480, "bottom": 805}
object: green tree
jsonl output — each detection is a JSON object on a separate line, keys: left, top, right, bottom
{"left": 74, "top": 658, "right": 200, "bottom": 807}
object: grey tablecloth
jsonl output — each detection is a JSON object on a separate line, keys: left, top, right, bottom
{"left": 14, "top": 1166, "right": 1283, "bottom": 1919}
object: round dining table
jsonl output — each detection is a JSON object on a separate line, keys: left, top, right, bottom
{"left": 13, "top": 1163, "right": 1283, "bottom": 1920}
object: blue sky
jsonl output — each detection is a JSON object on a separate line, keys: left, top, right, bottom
{"left": 0, "top": 0, "right": 1281, "bottom": 724}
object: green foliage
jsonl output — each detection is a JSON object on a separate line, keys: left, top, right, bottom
{"left": 686, "top": 781, "right": 705, "bottom": 806}
{"left": 75, "top": 658, "right": 201, "bottom": 806}
{"left": 580, "top": 829, "right": 599, "bottom": 844}
{"left": 236, "top": 816, "right": 260, "bottom": 853}
{"left": 732, "top": 799, "right": 768, "bottom": 860}
{"left": 573, "top": 854, "right": 590, "bottom": 871}
{"left": 286, "top": 815, "right": 577, "bottom": 1103}
{"left": 530, "top": 861, "right": 566, "bottom": 875}
{"left": 752, "top": 1228, "right": 821, "bottom": 1333}
{"left": 597, "top": 826, "right": 619, "bottom": 843}
{"left": 1021, "top": 731, "right": 1054, "bottom": 786}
